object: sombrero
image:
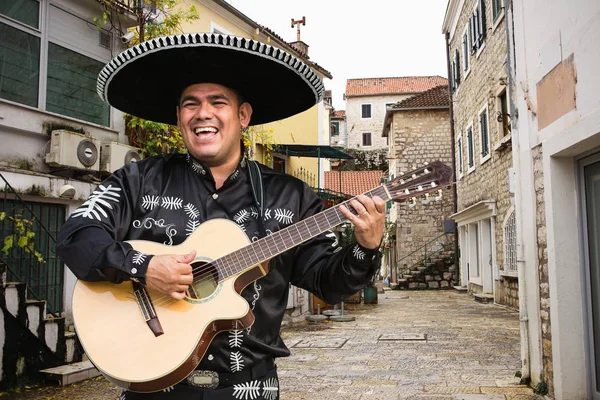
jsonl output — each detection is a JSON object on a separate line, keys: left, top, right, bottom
{"left": 97, "top": 33, "right": 325, "bottom": 126}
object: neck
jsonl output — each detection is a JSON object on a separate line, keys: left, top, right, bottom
{"left": 210, "top": 154, "right": 242, "bottom": 190}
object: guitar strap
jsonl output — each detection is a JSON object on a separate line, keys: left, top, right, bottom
{"left": 247, "top": 160, "right": 267, "bottom": 238}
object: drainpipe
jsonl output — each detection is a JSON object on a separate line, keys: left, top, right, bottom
{"left": 444, "top": 31, "right": 460, "bottom": 286}
{"left": 505, "top": 0, "right": 530, "bottom": 382}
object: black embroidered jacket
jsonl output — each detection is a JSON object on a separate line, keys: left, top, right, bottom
{"left": 56, "top": 154, "right": 379, "bottom": 373}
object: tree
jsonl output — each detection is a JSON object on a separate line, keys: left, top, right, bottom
{"left": 95, "top": 0, "right": 200, "bottom": 156}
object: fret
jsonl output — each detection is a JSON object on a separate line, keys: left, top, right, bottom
{"left": 313, "top": 214, "right": 322, "bottom": 232}
{"left": 268, "top": 233, "right": 281, "bottom": 254}
{"left": 295, "top": 224, "right": 305, "bottom": 242}
{"left": 253, "top": 239, "right": 268, "bottom": 261}
{"left": 285, "top": 227, "right": 296, "bottom": 248}
{"left": 322, "top": 209, "right": 331, "bottom": 228}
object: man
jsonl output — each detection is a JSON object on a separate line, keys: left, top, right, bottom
{"left": 57, "top": 33, "right": 386, "bottom": 399}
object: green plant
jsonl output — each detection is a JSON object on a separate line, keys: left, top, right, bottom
{"left": 0, "top": 211, "right": 44, "bottom": 263}
{"left": 94, "top": 1, "right": 200, "bottom": 155}
{"left": 342, "top": 148, "right": 389, "bottom": 171}
{"left": 242, "top": 126, "right": 276, "bottom": 164}
{"left": 534, "top": 381, "right": 548, "bottom": 395}
{"left": 42, "top": 121, "right": 86, "bottom": 135}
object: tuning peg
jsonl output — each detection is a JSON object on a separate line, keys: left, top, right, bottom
{"left": 404, "top": 189, "right": 410, "bottom": 195}
{"left": 431, "top": 182, "right": 437, "bottom": 188}
{"left": 424, "top": 168, "right": 430, "bottom": 174}
{"left": 400, "top": 179, "right": 405, "bottom": 184}
{"left": 412, "top": 174, "right": 417, "bottom": 179}
{"left": 417, "top": 185, "right": 423, "bottom": 191}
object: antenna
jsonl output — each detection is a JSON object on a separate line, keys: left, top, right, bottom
{"left": 291, "top": 16, "right": 306, "bottom": 41}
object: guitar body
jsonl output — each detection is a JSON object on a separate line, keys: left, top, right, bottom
{"left": 72, "top": 219, "right": 266, "bottom": 392}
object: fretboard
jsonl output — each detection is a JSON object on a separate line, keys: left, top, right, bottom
{"left": 214, "top": 185, "right": 390, "bottom": 279}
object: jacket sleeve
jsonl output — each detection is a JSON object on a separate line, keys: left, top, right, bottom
{"left": 289, "top": 183, "right": 381, "bottom": 305}
{"left": 55, "top": 162, "right": 152, "bottom": 283}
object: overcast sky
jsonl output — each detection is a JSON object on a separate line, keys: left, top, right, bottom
{"left": 227, "top": 0, "right": 450, "bottom": 110}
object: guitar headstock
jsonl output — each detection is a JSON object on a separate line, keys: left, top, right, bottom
{"left": 385, "top": 161, "right": 453, "bottom": 203}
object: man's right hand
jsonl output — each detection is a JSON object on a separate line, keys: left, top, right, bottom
{"left": 145, "top": 250, "right": 196, "bottom": 300}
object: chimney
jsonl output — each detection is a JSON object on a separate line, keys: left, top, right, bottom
{"left": 289, "top": 40, "right": 309, "bottom": 57}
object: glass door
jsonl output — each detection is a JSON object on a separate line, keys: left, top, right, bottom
{"left": 582, "top": 156, "right": 600, "bottom": 399}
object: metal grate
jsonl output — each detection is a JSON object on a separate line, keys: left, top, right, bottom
{"left": 1, "top": 180, "right": 65, "bottom": 316}
{"left": 504, "top": 210, "right": 517, "bottom": 272}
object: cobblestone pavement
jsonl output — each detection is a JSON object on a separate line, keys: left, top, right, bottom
{"left": 1, "top": 289, "right": 542, "bottom": 400}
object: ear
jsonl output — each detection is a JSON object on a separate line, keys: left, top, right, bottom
{"left": 239, "top": 102, "right": 253, "bottom": 128}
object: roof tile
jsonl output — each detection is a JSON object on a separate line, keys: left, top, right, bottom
{"left": 392, "top": 85, "right": 450, "bottom": 110}
{"left": 345, "top": 76, "right": 448, "bottom": 97}
{"left": 324, "top": 170, "right": 383, "bottom": 196}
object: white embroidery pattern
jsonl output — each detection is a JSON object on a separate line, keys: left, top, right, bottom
{"left": 141, "top": 195, "right": 160, "bottom": 210}
{"left": 352, "top": 244, "right": 366, "bottom": 260}
{"left": 184, "top": 203, "right": 200, "bottom": 219}
{"left": 132, "top": 252, "right": 147, "bottom": 265}
{"left": 161, "top": 196, "right": 183, "bottom": 210}
{"left": 230, "top": 168, "right": 240, "bottom": 181}
{"left": 133, "top": 217, "right": 167, "bottom": 229}
{"left": 119, "top": 392, "right": 126, "bottom": 400}
{"left": 273, "top": 209, "right": 294, "bottom": 224}
{"left": 262, "top": 377, "right": 279, "bottom": 400}
{"left": 162, "top": 386, "right": 174, "bottom": 392}
{"left": 230, "top": 351, "right": 245, "bottom": 372}
{"left": 186, "top": 220, "right": 201, "bottom": 236}
{"left": 233, "top": 381, "right": 261, "bottom": 400}
{"left": 228, "top": 330, "right": 244, "bottom": 348}
{"left": 234, "top": 209, "right": 251, "bottom": 224}
{"left": 164, "top": 224, "right": 177, "bottom": 246}
{"left": 72, "top": 185, "right": 121, "bottom": 221}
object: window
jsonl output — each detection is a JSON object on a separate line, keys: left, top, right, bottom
{"left": 503, "top": 208, "right": 517, "bottom": 273}
{"left": 470, "top": 0, "right": 486, "bottom": 54}
{"left": 462, "top": 28, "right": 470, "bottom": 73}
{"left": 362, "top": 132, "right": 372, "bottom": 146}
{"left": 457, "top": 135, "right": 464, "bottom": 178}
{"left": 479, "top": 104, "right": 490, "bottom": 161}
{"left": 492, "top": 0, "right": 504, "bottom": 22}
{"left": 467, "top": 125, "right": 475, "bottom": 171}
{"left": 497, "top": 89, "right": 511, "bottom": 138}
{"left": 0, "top": 23, "right": 40, "bottom": 107}
{"left": 0, "top": 3, "right": 111, "bottom": 126}
{"left": 0, "top": 0, "right": 39, "bottom": 28}
{"left": 361, "top": 104, "right": 372, "bottom": 119}
{"left": 272, "top": 155, "right": 287, "bottom": 173}
{"left": 330, "top": 121, "right": 340, "bottom": 135}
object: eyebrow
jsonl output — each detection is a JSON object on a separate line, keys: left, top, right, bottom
{"left": 180, "top": 93, "right": 231, "bottom": 105}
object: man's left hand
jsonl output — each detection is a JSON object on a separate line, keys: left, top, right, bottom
{"left": 339, "top": 194, "right": 387, "bottom": 249}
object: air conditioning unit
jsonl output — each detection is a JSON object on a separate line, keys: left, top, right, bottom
{"left": 45, "top": 130, "right": 100, "bottom": 171}
{"left": 100, "top": 141, "right": 142, "bottom": 173}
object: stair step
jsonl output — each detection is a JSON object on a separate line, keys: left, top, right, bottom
{"left": 474, "top": 293, "right": 494, "bottom": 303}
{"left": 453, "top": 285, "right": 468, "bottom": 293}
{"left": 40, "top": 360, "right": 101, "bottom": 386}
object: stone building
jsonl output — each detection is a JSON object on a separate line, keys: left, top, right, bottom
{"left": 330, "top": 110, "right": 347, "bottom": 148}
{"left": 382, "top": 85, "right": 455, "bottom": 285}
{"left": 442, "top": 0, "right": 516, "bottom": 308}
{"left": 510, "top": 0, "right": 600, "bottom": 397}
{"left": 344, "top": 76, "right": 448, "bottom": 151}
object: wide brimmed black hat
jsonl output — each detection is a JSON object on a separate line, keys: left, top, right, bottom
{"left": 97, "top": 33, "right": 324, "bottom": 126}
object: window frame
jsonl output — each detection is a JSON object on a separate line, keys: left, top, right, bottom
{"left": 0, "top": 2, "right": 113, "bottom": 127}
{"left": 479, "top": 102, "right": 491, "bottom": 164}
{"left": 495, "top": 87, "right": 512, "bottom": 147}
{"left": 362, "top": 132, "right": 372, "bottom": 147}
{"left": 501, "top": 205, "right": 518, "bottom": 277}
{"left": 466, "top": 123, "right": 475, "bottom": 173}
{"left": 462, "top": 25, "right": 470, "bottom": 77}
{"left": 361, "top": 103, "right": 372, "bottom": 119}
{"left": 456, "top": 134, "right": 464, "bottom": 180}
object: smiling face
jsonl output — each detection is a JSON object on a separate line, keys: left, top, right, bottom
{"left": 176, "top": 83, "right": 252, "bottom": 169}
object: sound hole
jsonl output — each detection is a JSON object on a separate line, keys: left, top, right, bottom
{"left": 187, "top": 261, "right": 219, "bottom": 300}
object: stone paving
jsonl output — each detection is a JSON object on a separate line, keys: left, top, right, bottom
{"left": 1, "top": 289, "right": 542, "bottom": 400}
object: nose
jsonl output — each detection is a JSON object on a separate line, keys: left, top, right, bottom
{"left": 195, "top": 103, "right": 213, "bottom": 120}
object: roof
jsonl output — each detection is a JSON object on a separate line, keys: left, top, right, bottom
{"left": 391, "top": 85, "right": 450, "bottom": 110}
{"left": 273, "top": 144, "right": 354, "bottom": 159}
{"left": 324, "top": 170, "right": 384, "bottom": 196}
{"left": 345, "top": 76, "right": 448, "bottom": 98}
{"left": 332, "top": 110, "right": 346, "bottom": 118}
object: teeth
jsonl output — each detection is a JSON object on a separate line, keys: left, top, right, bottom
{"left": 194, "top": 127, "right": 217, "bottom": 134}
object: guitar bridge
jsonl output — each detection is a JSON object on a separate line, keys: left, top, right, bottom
{"left": 133, "top": 281, "right": 164, "bottom": 337}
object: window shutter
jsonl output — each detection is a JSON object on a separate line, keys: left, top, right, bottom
{"left": 470, "top": 14, "right": 477, "bottom": 53}
{"left": 463, "top": 33, "right": 469, "bottom": 71}
{"left": 478, "top": 0, "right": 486, "bottom": 43}
{"left": 455, "top": 49, "right": 461, "bottom": 85}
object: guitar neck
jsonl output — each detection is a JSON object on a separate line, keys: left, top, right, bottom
{"left": 214, "top": 185, "right": 391, "bottom": 279}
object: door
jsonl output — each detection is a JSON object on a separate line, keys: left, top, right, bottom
{"left": 582, "top": 156, "right": 600, "bottom": 399}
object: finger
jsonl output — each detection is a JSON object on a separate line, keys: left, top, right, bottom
{"left": 340, "top": 204, "right": 364, "bottom": 223}
{"left": 180, "top": 273, "right": 194, "bottom": 285}
{"left": 171, "top": 291, "right": 186, "bottom": 300}
{"left": 372, "top": 196, "right": 386, "bottom": 213}
{"left": 349, "top": 199, "right": 368, "bottom": 217}
{"left": 176, "top": 250, "right": 197, "bottom": 264}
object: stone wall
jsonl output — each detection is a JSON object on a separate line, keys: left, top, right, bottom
{"left": 345, "top": 94, "right": 412, "bottom": 150}
{"left": 533, "top": 145, "right": 553, "bottom": 393}
{"left": 449, "top": 0, "right": 514, "bottom": 305}
{"left": 494, "top": 276, "right": 519, "bottom": 309}
{"left": 391, "top": 108, "right": 455, "bottom": 273}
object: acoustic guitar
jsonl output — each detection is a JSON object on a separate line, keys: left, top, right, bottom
{"left": 71, "top": 161, "right": 452, "bottom": 392}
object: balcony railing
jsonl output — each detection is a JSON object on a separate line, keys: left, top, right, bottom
{"left": 95, "top": 0, "right": 140, "bottom": 15}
